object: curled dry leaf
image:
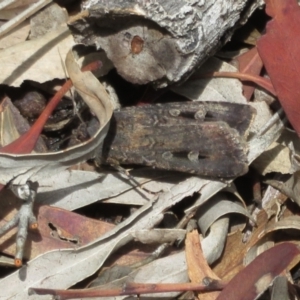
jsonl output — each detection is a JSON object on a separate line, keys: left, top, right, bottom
{"left": 244, "top": 214, "right": 300, "bottom": 268}
{"left": 265, "top": 171, "right": 300, "bottom": 206}
{"left": 0, "top": 97, "right": 47, "bottom": 152}
{"left": 201, "top": 217, "right": 229, "bottom": 265}
{"left": 0, "top": 49, "right": 113, "bottom": 185}
{"left": 196, "top": 193, "right": 251, "bottom": 236}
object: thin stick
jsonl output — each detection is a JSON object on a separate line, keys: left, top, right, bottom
{"left": 192, "top": 71, "right": 276, "bottom": 96}
{"left": 0, "top": 0, "right": 18, "bottom": 11}
{"left": 30, "top": 280, "right": 227, "bottom": 299}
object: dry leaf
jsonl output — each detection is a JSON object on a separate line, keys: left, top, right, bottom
{"left": 265, "top": 171, "right": 300, "bottom": 206}
{"left": 216, "top": 243, "right": 300, "bottom": 300}
{"left": 257, "top": 0, "right": 300, "bottom": 136}
{"left": 0, "top": 25, "right": 74, "bottom": 86}
{"left": 196, "top": 193, "right": 251, "bottom": 236}
{"left": 172, "top": 57, "right": 247, "bottom": 104}
{"left": 0, "top": 188, "right": 115, "bottom": 260}
{"left": 0, "top": 176, "right": 213, "bottom": 299}
{"left": 0, "top": 49, "right": 113, "bottom": 186}
{"left": 0, "top": 97, "right": 47, "bottom": 152}
{"left": 185, "top": 229, "right": 220, "bottom": 300}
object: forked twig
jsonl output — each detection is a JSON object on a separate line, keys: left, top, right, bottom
{"left": 0, "top": 181, "right": 39, "bottom": 266}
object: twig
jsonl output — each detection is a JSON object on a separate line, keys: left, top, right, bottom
{"left": 0, "top": 0, "right": 18, "bottom": 11}
{"left": 192, "top": 71, "right": 276, "bottom": 96}
{"left": 0, "top": 181, "right": 39, "bottom": 266}
{"left": 29, "top": 279, "right": 226, "bottom": 299}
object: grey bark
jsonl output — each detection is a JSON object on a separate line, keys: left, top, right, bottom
{"left": 69, "top": 0, "right": 260, "bottom": 87}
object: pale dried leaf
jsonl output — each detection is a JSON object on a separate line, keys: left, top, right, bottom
{"left": 0, "top": 25, "right": 74, "bottom": 86}
{"left": 265, "top": 172, "right": 300, "bottom": 207}
{"left": 253, "top": 141, "right": 292, "bottom": 175}
{"left": 128, "top": 251, "right": 189, "bottom": 298}
{"left": 249, "top": 101, "right": 273, "bottom": 134}
{"left": 244, "top": 216, "right": 300, "bottom": 266}
{"left": 0, "top": 255, "right": 15, "bottom": 267}
{"left": 271, "top": 276, "right": 290, "bottom": 300}
{"left": 262, "top": 215, "right": 300, "bottom": 235}
{"left": 253, "top": 185, "right": 288, "bottom": 220}
{"left": 0, "top": 7, "right": 24, "bottom": 20}
{"left": 106, "top": 171, "right": 187, "bottom": 205}
{"left": 171, "top": 57, "right": 247, "bottom": 104}
{"left": 0, "top": 20, "right": 30, "bottom": 48}
{"left": 0, "top": 97, "right": 22, "bottom": 146}
{"left": 201, "top": 217, "right": 229, "bottom": 265}
{"left": 247, "top": 112, "right": 284, "bottom": 164}
{"left": 244, "top": 213, "right": 300, "bottom": 267}
{"left": 0, "top": 97, "right": 47, "bottom": 152}
{"left": 0, "top": 0, "right": 52, "bottom": 38}
{"left": 29, "top": 3, "right": 68, "bottom": 39}
{"left": 250, "top": 103, "right": 299, "bottom": 175}
{"left": 37, "top": 169, "right": 187, "bottom": 209}
{"left": 113, "top": 221, "right": 229, "bottom": 299}
{"left": 131, "top": 229, "right": 186, "bottom": 244}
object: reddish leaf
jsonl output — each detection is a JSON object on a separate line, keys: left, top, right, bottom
{"left": 0, "top": 188, "right": 114, "bottom": 260}
{"left": 216, "top": 242, "right": 300, "bottom": 300}
{"left": 257, "top": 0, "right": 300, "bottom": 136}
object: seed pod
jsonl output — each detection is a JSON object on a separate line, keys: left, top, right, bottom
{"left": 69, "top": 0, "right": 258, "bottom": 87}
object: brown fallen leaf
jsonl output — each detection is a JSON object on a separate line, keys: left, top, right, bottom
{"left": 185, "top": 228, "right": 221, "bottom": 300}
{"left": 0, "top": 187, "right": 114, "bottom": 261}
{"left": 216, "top": 242, "right": 300, "bottom": 300}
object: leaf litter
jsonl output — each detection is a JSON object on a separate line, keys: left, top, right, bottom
{"left": 0, "top": 1, "right": 300, "bottom": 300}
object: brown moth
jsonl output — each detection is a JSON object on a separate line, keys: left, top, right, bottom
{"left": 98, "top": 102, "right": 255, "bottom": 178}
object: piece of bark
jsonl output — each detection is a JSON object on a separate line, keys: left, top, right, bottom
{"left": 69, "top": 0, "right": 258, "bottom": 87}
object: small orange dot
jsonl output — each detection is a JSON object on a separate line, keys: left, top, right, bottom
{"left": 15, "top": 259, "right": 22, "bottom": 267}
{"left": 131, "top": 36, "right": 144, "bottom": 54}
{"left": 30, "top": 223, "right": 38, "bottom": 229}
